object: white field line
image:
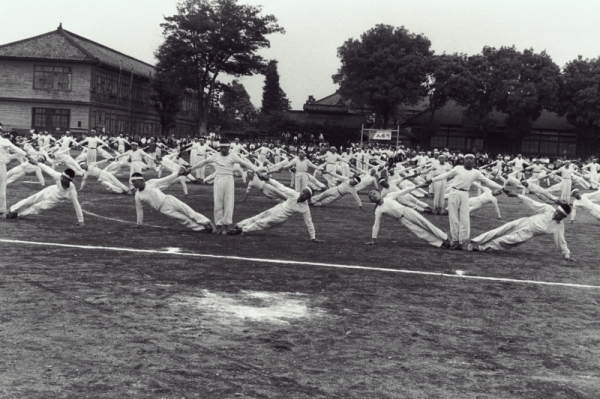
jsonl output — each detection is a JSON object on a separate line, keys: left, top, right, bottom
{"left": 81, "top": 209, "right": 169, "bottom": 229}
{"left": 0, "top": 238, "right": 599, "bottom": 290}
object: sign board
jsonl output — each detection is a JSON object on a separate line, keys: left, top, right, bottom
{"left": 369, "top": 130, "right": 392, "bottom": 140}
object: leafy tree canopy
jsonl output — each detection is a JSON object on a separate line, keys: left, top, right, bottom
{"left": 155, "top": 0, "right": 284, "bottom": 134}
{"left": 333, "top": 24, "right": 433, "bottom": 128}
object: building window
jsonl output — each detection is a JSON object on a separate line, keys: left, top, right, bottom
{"left": 32, "top": 108, "right": 70, "bottom": 132}
{"left": 33, "top": 66, "right": 72, "bottom": 91}
{"left": 521, "top": 131, "right": 576, "bottom": 156}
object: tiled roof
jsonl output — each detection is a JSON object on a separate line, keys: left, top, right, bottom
{"left": 0, "top": 30, "right": 91, "bottom": 61}
{"left": 0, "top": 26, "right": 155, "bottom": 77}
{"left": 62, "top": 29, "right": 155, "bottom": 77}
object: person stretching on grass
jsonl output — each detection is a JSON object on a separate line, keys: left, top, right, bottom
{"left": 131, "top": 170, "right": 215, "bottom": 233}
{"left": 570, "top": 188, "right": 600, "bottom": 223}
{"left": 228, "top": 174, "right": 323, "bottom": 243}
{"left": 6, "top": 156, "right": 84, "bottom": 225}
{"left": 365, "top": 186, "right": 451, "bottom": 249}
{"left": 468, "top": 188, "right": 574, "bottom": 261}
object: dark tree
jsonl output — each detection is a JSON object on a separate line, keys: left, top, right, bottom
{"left": 459, "top": 46, "right": 561, "bottom": 139}
{"left": 150, "top": 70, "right": 184, "bottom": 135}
{"left": 221, "top": 79, "right": 257, "bottom": 129}
{"left": 333, "top": 24, "right": 434, "bottom": 128}
{"left": 155, "top": 0, "right": 284, "bottom": 135}
{"left": 261, "top": 60, "right": 290, "bottom": 113}
{"left": 556, "top": 56, "right": 600, "bottom": 145}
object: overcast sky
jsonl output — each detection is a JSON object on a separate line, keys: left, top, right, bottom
{"left": 3, "top": 0, "right": 599, "bottom": 109}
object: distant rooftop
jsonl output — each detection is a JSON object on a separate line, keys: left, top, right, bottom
{"left": 0, "top": 24, "right": 155, "bottom": 77}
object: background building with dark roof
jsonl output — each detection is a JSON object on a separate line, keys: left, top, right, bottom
{"left": 405, "top": 100, "right": 579, "bottom": 157}
{"left": 0, "top": 24, "right": 196, "bottom": 137}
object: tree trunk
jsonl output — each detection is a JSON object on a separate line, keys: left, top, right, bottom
{"left": 197, "top": 94, "right": 209, "bottom": 136}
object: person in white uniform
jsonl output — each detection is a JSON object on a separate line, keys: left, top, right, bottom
{"left": 365, "top": 187, "right": 450, "bottom": 249}
{"left": 468, "top": 182, "right": 502, "bottom": 219}
{"left": 0, "top": 136, "right": 28, "bottom": 217}
{"left": 6, "top": 159, "right": 84, "bottom": 225}
{"left": 112, "top": 142, "right": 156, "bottom": 181}
{"left": 79, "top": 159, "right": 131, "bottom": 194}
{"left": 77, "top": 130, "right": 108, "bottom": 165}
{"left": 421, "top": 154, "right": 452, "bottom": 214}
{"left": 228, "top": 175, "right": 323, "bottom": 243}
{"left": 131, "top": 171, "right": 215, "bottom": 233}
{"left": 548, "top": 160, "right": 582, "bottom": 203}
{"left": 570, "top": 188, "right": 600, "bottom": 223}
{"left": 188, "top": 140, "right": 259, "bottom": 235}
{"left": 310, "top": 172, "right": 363, "bottom": 209}
{"left": 7, "top": 155, "right": 45, "bottom": 186}
{"left": 242, "top": 170, "right": 286, "bottom": 202}
{"left": 469, "top": 189, "right": 573, "bottom": 261}
{"left": 427, "top": 154, "right": 503, "bottom": 250}
{"left": 316, "top": 147, "right": 345, "bottom": 188}
{"left": 270, "top": 151, "right": 320, "bottom": 192}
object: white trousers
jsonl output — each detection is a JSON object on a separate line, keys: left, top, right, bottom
{"left": 241, "top": 204, "right": 290, "bottom": 233}
{"left": 0, "top": 164, "right": 7, "bottom": 213}
{"left": 432, "top": 180, "right": 447, "bottom": 209}
{"left": 237, "top": 204, "right": 282, "bottom": 228}
{"left": 161, "top": 195, "right": 210, "bottom": 231}
{"left": 312, "top": 187, "right": 342, "bottom": 206}
{"left": 98, "top": 171, "right": 129, "bottom": 193}
{"left": 7, "top": 165, "right": 45, "bottom": 186}
{"left": 560, "top": 179, "right": 572, "bottom": 202}
{"left": 472, "top": 217, "right": 533, "bottom": 252}
{"left": 214, "top": 175, "right": 235, "bottom": 225}
{"left": 295, "top": 173, "right": 309, "bottom": 192}
{"left": 86, "top": 149, "right": 97, "bottom": 165}
{"left": 398, "top": 207, "right": 448, "bottom": 247}
{"left": 447, "top": 189, "right": 471, "bottom": 244}
{"left": 11, "top": 186, "right": 60, "bottom": 217}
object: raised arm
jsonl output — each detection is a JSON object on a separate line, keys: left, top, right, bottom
{"left": 231, "top": 153, "right": 258, "bottom": 172}
{"left": 135, "top": 195, "right": 144, "bottom": 226}
{"left": 517, "top": 194, "right": 553, "bottom": 214}
{"left": 67, "top": 189, "right": 85, "bottom": 225}
{"left": 553, "top": 224, "right": 571, "bottom": 260}
{"left": 430, "top": 168, "right": 458, "bottom": 183}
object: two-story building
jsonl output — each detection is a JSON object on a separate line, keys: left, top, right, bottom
{"left": 0, "top": 24, "right": 196, "bottom": 137}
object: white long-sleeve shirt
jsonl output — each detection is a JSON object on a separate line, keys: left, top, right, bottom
{"left": 517, "top": 194, "right": 570, "bottom": 257}
{"left": 37, "top": 163, "right": 84, "bottom": 223}
{"left": 267, "top": 178, "right": 316, "bottom": 239}
{"left": 205, "top": 152, "right": 255, "bottom": 176}
{"left": 571, "top": 191, "right": 600, "bottom": 221}
{"left": 135, "top": 172, "right": 181, "bottom": 224}
{"left": 0, "top": 137, "right": 27, "bottom": 164}
{"left": 372, "top": 186, "right": 425, "bottom": 238}
{"left": 432, "top": 166, "right": 502, "bottom": 191}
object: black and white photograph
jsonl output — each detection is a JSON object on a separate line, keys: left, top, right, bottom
{"left": 1, "top": 0, "right": 599, "bottom": 397}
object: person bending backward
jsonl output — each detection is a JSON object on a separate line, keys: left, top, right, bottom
{"left": 187, "top": 141, "right": 259, "bottom": 235}
{"left": 0, "top": 136, "right": 28, "bottom": 216}
{"left": 310, "top": 172, "right": 363, "bottom": 209}
{"left": 228, "top": 174, "right": 323, "bottom": 243}
{"left": 79, "top": 159, "right": 131, "bottom": 194}
{"left": 6, "top": 157, "right": 84, "bottom": 225}
{"left": 365, "top": 187, "right": 451, "bottom": 249}
{"left": 131, "top": 171, "right": 215, "bottom": 233}
{"left": 427, "top": 154, "right": 503, "bottom": 250}
{"left": 570, "top": 188, "right": 600, "bottom": 223}
{"left": 468, "top": 188, "right": 573, "bottom": 261}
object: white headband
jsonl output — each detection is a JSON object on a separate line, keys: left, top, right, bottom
{"left": 130, "top": 176, "right": 145, "bottom": 182}
{"left": 61, "top": 173, "right": 73, "bottom": 181}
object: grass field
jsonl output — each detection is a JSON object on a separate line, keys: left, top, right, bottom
{"left": 1, "top": 164, "right": 600, "bottom": 398}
